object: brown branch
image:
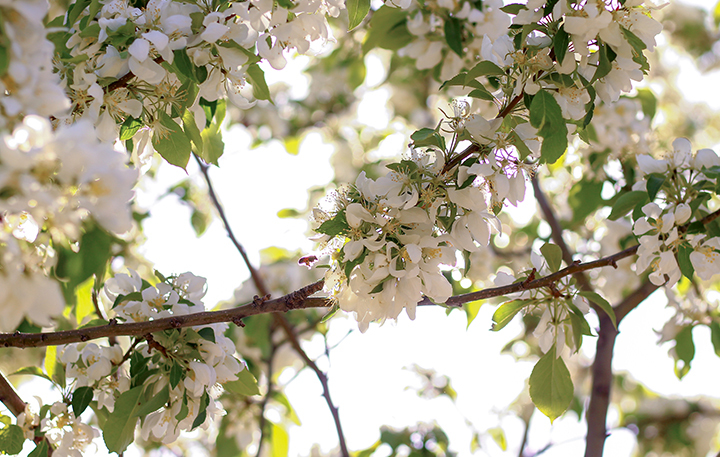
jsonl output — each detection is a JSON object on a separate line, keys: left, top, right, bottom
{"left": 0, "top": 282, "right": 327, "bottom": 349}
{"left": 584, "top": 279, "right": 658, "bottom": 457}
{"left": 0, "top": 371, "right": 54, "bottom": 456}
{"left": 0, "top": 371, "right": 26, "bottom": 417}
{"left": 194, "top": 154, "right": 351, "bottom": 457}
{"left": 0, "top": 243, "right": 645, "bottom": 349}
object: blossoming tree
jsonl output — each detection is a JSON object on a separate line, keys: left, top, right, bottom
{"left": 1, "top": 0, "right": 719, "bottom": 455}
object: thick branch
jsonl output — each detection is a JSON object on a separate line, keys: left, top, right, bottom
{"left": 0, "top": 371, "right": 26, "bottom": 416}
{"left": 584, "top": 279, "right": 658, "bottom": 457}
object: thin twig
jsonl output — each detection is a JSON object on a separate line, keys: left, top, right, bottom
{"left": 194, "top": 153, "right": 351, "bottom": 457}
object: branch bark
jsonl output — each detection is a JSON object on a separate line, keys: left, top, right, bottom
{"left": 584, "top": 279, "right": 658, "bottom": 457}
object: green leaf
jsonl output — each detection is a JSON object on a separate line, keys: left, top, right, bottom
{"left": 488, "top": 427, "right": 507, "bottom": 451}
{"left": 540, "top": 243, "right": 562, "bottom": 272}
{"left": 197, "top": 327, "right": 216, "bottom": 343}
{"left": 646, "top": 173, "right": 666, "bottom": 200}
{"left": 347, "top": 0, "right": 370, "bottom": 30}
{"left": 710, "top": 321, "right": 720, "bottom": 357}
{"left": 271, "top": 423, "right": 289, "bottom": 457}
{"left": 553, "top": 25, "right": 569, "bottom": 67}
{"left": 200, "top": 125, "right": 225, "bottom": 166}
{"left": 191, "top": 391, "right": 210, "bottom": 430}
{"left": 28, "top": 441, "right": 49, "bottom": 457}
{"left": 635, "top": 88, "right": 657, "bottom": 121}
{"left": 72, "top": 386, "right": 94, "bottom": 417}
{"left": 102, "top": 385, "right": 144, "bottom": 454}
{"left": 182, "top": 111, "right": 204, "bottom": 155}
{"left": 492, "top": 300, "right": 532, "bottom": 331}
{"left": 45, "top": 345, "right": 66, "bottom": 388}
{"left": 500, "top": 3, "right": 526, "bottom": 14}
{"left": 247, "top": 64, "right": 272, "bottom": 102}
{"left": 529, "top": 346, "right": 574, "bottom": 422}
{"left": 620, "top": 26, "right": 649, "bottom": 73}
{"left": 674, "top": 325, "right": 695, "bottom": 379}
{"left": 608, "top": 190, "right": 648, "bottom": 221}
{"left": 579, "top": 291, "right": 616, "bottom": 329}
{"left": 170, "top": 361, "right": 184, "bottom": 389}
{"left": 529, "top": 91, "right": 567, "bottom": 164}
{"left": 0, "top": 44, "right": 9, "bottom": 77}
{"left": 0, "top": 416, "right": 24, "bottom": 455}
{"left": 66, "top": 0, "right": 91, "bottom": 26}
{"left": 444, "top": 17, "right": 464, "bottom": 57}
{"left": 316, "top": 212, "right": 349, "bottom": 237}
{"left": 10, "top": 366, "right": 53, "bottom": 384}
{"left": 152, "top": 111, "right": 192, "bottom": 169}
{"left": 568, "top": 180, "right": 604, "bottom": 226}
{"left": 362, "top": 6, "right": 412, "bottom": 54}
{"left": 593, "top": 43, "right": 616, "bottom": 82}
{"left": 677, "top": 242, "right": 695, "bottom": 280}
{"left": 468, "top": 87, "right": 495, "bottom": 101}
{"left": 223, "top": 368, "right": 261, "bottom": 396}
{"left": 135, "top": 385, "right": 169, "bottom": 417}
{"left": 271, "top": 391, "right": 301, "bottom": 425}
{"left": 465, "top": 61, "right": 505, "bottom": 82}
{"left": 464, "top": 301, "right": 483, "bottom": 328}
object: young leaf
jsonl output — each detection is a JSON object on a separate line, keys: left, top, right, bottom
{"left": 540, "top": 243, "right": 562, "bottom": 272}
{"left": 247, "top": 64, "right": 272, "bottom": 102}
{"left": 553, "top": 25, "right": 569, "bottom": 67}
{"left": 191, "top": 391, "right": 210, "bottom": 430}
{"left": 0, "top": 416, "right": 24, "bottom": 455}
{"left": 347, "top": 0, "right": 370, "bottom": 30}
{"left": 152, "top": 111, "right": 192, "bottom": 169}
{"left": 444, "top": 17, "right": 464, "bottom": 57}
{"left": 608, "top": 190, "right": 648, "bottom": 221}
{"left": 464, "top": 61, "right": 505, "bottom": 83}
{"left": 170, "top": 361, "right": 184, "bottom": 389}
{"left": 197, "top": 327, "right": 216, "bottom": 343}
{"left": 28, "top": 441, "right": 48, "bottom": 457}
{"left": 677, "top": 241, "right": 695, "bottom": 280}
{"left": 72, "top": 386, "right": 94, "bottom": 417}
{"left": 709, "top": 321, "right": 720, "bottom": 357}
{"left": 579, "top": 291, "right": 617, "bottom": 329}
{"left": 674, "top": 325, "right": 695, "bottom": 379}
{"left": 102, "top": 386, "right": 144, "bottom": 454}
{"left": 492, "top": 300, "right": 532, "bottom": 331}
{"left": 135, "top": 385, "right": 170, "bottom": 417}
{"left": 529, "top": 346, "right": 574, "bottom": 422}
{"left": 271, "top": 423, "right": 290, "bottom": 457}
{"left": 529, "top": 91, "right": 568, "bottom": 164}
{"left": 119, "top": 116, "right": 143, "bottom": 141}
{"left": 362, "top": 6, "right": 412, "bottom": 54}
{"left": 223, "top": 368, "right": 261, "bottom": 396}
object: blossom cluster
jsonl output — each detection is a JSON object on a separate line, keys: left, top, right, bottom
{"left": 49, "top": 270, "right": 246, "bottom": 451}
{"left": 633, "top": 138, "right": 720, "bottom": 286}
{"left": 316, "top": 107, "right": 543, "bottom": 331}
{"left": 56, "top": 0, "right": 343, "bottom": 151}
{"left": 493, "top": 249, "right": 592, "bottom": 357}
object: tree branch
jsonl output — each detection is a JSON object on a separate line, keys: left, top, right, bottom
{"left": 584, "top": 279, "right": 658, "bottom": 457}
{"left": 0, "top": 371, "right": 26, "bottom": 417}
{"left": 194, "top": 154, "right": 350, "bottom": 457}
{"left": 0, "top": 281, "right": 326, "bottom": 348}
